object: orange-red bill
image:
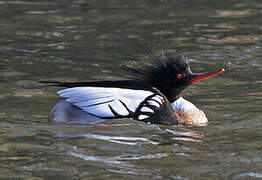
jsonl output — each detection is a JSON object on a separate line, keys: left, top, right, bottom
{"left": 189, "top": 68, "right": 225, "bottom": 84}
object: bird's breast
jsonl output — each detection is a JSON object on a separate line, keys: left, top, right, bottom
{"left": 171, "top": 97, "right": 208, "bottom": 126}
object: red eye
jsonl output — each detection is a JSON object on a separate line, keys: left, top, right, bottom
{"left": 177, "top": 74, "right": 183, "bottom": 79}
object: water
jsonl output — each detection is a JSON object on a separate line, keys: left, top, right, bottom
{"left": 0, "top": 0, "right": 262, "bottom": 179}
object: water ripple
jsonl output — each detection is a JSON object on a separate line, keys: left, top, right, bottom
{"left": 233, "top": 172, "right": 262, "bottom": 179}
{"left": 62, "top": 151, "right": 167, "bottom": 175}
{"left": 55, "top": 133, "right": 159, "bottom": 145}
{"left": 165, "top": 128, "right": 205, "bottom": 142}
{"left": 24, "top": 10, "right": 60, "bottom": 15}
{"left": 0, "top": 47, "right": 40, "bottom": 54}
{"left": 0, "top": 1, "right": 58, "bottom": 5}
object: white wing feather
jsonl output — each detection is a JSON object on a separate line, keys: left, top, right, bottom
{"left": 57, "top": 87, "right": 153, "bottom": 118}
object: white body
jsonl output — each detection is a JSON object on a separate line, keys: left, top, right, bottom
{"left": 49, "top": 86, "right": 208, "bottom": 126}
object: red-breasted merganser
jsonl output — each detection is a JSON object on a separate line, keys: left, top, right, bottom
{"left": 44, "top": 54, "right": 225, "bottom": 126}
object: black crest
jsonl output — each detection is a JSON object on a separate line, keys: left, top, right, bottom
{"left": 129, "top": 52, "right": 192, "bottom": 102}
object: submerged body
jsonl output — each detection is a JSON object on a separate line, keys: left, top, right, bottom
{"left": 49, "top": 96, "right": 208, "bottom": 126}
{"left": 45, "top": 54, "right": 224, "bottom": 126}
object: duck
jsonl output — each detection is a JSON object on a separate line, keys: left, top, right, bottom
{"left": 43, "top": 53, "right": 225, "bottom": 126}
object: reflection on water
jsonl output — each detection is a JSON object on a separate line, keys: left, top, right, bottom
{"left": 49, "top": 124, "right": 206, "bottom": 175}
{"left": 1, "top": 0, "right": 262, "bottom": 179}
{"left": 63, "top": 151, "right": 169, "bottom": 175}
{"left": 55, "top": 133, "right": 159, "bottom": 145}
{"left": 165, "top": 129, "right": 204, "bottom": 142}
{"left": 215, "top": 9, "right": 252, "bottom": 18}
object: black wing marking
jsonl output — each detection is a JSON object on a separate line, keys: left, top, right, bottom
{"left": 107, "top": 100, "right": 135, "bottom": 119}
{"left": 134, "top": 89, "right": 179, "bottom": 125}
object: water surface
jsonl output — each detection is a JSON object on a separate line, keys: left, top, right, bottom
{"left": 0, "top": 0, "right": 262, "bottom": 179}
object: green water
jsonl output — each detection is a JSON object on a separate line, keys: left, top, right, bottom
{"left": 0, "top": 0, "right": 262, "bottom": 179}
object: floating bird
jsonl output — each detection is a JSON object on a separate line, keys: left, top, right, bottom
{"left": 43, "top": 54, "right": 225, "bottom": 126}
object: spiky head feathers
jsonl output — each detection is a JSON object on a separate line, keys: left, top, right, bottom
{"left": 135, "top": 54, "right": 192, "bottom": 102}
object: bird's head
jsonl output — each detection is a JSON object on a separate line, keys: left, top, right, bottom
{"left": 138, "top": 54, "right": 225, "bottom": 102}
